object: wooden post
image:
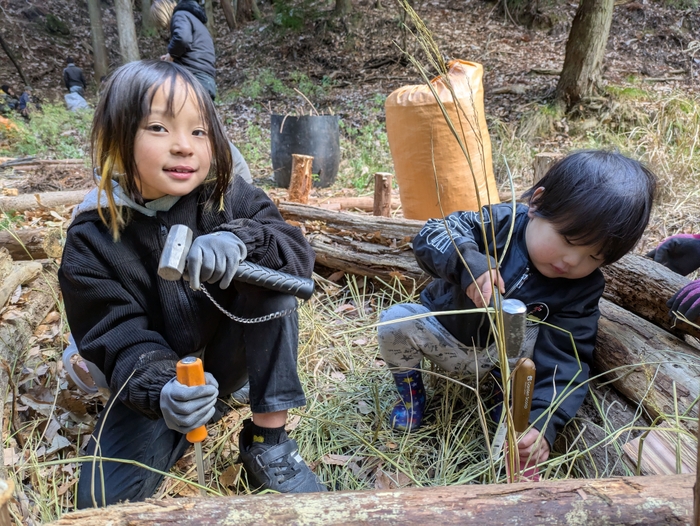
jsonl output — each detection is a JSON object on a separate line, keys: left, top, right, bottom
{"left": 532, "top": 153, "right": 564, "bottom": 186}
{"left": 373, "top": 172, "right": 392, "bottom": 217}
{"left": 288, "top": 154, "right": 314, "bottom": 204}
{"left": 0, "top": 478, "right": 13, "bottom": 526}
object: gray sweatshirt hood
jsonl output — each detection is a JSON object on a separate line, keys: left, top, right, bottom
{"left": 72, "top": 176, "right": 181, "bottom": 220}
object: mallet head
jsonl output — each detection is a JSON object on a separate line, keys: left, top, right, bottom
{"left": 158, "top": 224, "right": 193, "bottom": 281}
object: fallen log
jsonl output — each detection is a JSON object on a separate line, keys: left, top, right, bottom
{"left": 0, "top": 261, "right": 42, "bottom": 307}
{"left": 309, "top": 232, "right": 426, "bottom": 283}
{"left": 48, "top": 474, "right": 693, "bottom": 525}
{"left": 278, "top": 201, "right": 423, "bottom": 242}
{"left": 0, "top": 189, "right": 88, "bottom": 213}
{"left": 595, "top": 299, "right": 700, "bottom": 433}
{"left": 601, "top": 253, "right": 700, "bottom": 339}
{"left": 0, "top": 228, "right": 59, "bottom": 261}
{"left": 0, "top": 273, "right": 58, "bottom": 474}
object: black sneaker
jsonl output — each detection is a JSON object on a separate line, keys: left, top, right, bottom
{"left": 238, "top": 419, "right": 328, "bottom": 493}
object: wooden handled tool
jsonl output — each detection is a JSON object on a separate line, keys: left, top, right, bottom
{"left": 511, "top": 357, "right": 536, "bottom": 433}
{"left": 176, "top": 356, "right": 207, "bottom": 496}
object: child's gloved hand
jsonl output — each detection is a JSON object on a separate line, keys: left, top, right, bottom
{"left": 186, "top": 231, "right": 247, "bottom": 291}
{"left": 667, "top": 280, "right": 700, "bottom": 323}
{"left": 160, "top": 373, "right": 219, "bottom": 434}
{"left": 645, "top": 234, "right": 700, "bottom": 276}
{"left": 466, "top": 269, "right": 505, "bottom": 308}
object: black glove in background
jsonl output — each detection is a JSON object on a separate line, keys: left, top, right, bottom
{"left": 646, "top": 235, "right": 700, "bottom": 276}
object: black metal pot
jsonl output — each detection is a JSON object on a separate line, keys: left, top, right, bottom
{"left": 270, "top": 114, "right": 340, "bottom": 188}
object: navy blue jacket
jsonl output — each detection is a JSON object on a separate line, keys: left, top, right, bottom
{"left": 168, "top": 1, "right": 216, "bottom": 80}
{"left": 414, "top": 203, "right": 605, "bottom": 446}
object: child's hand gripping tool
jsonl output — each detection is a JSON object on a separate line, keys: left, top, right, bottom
{"left": 157, "top": 224, "right": 315, "bottom": 299}
{"left": 503, "top": 298, "right": 538, "bottom": 481}
{"left": 176, "top": 356, "right": 208, "bottom": 496}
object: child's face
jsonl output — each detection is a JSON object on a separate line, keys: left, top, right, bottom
{"left": 133, "top": 79, "right": 212, "bottom": 200}
{"left": 525, "top": 206, "right": 604, "bottom": 280}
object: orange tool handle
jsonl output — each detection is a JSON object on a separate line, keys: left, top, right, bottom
{"left": 512, "top": 357, "right": 536, "bottom": 434}
{"left": 176, "top": 357, "right": 208, "bottom": 443}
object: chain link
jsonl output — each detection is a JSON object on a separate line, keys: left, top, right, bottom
{"left": 199, "top": 285, "right": 302, "bottom": 324}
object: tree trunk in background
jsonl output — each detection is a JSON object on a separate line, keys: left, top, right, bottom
{"left": 113, "top": 0, "right": 141, "bottom": 63}
{"left": 238, "top": 0, "right": 261, "bottom": 21}
{"left": 0, "top": 31, "right": 29, "bottom": 87}
{"left": 140, "top": 0, "right": 154, "bottom": 34}
{"left": 555, "top": 0, "right": 613, "bottom": 107}
{"left": 221, "top": 0, "right": 237, "bottom": 29}
{"left": 86, "top": 0, "right": 109, "bottom": 81}
{"left": 204, "top": 0, "right": 217, "bottom": 37}
{"left": 335, "top": 0, "right": 352, "bottom": 15}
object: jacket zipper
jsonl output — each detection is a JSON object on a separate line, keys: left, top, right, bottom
{"left": 504, "top": 266, "right": 529, "bottom": 298}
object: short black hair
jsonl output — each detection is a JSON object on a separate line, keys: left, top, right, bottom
{"left": 522, "top": 150, "right": 656, "bottom": 265}
{"left": 66, "top": 57, "right": 74, "bottom": 64}
{"left": 0, "top": 85, "right": 9, "bottom": 93}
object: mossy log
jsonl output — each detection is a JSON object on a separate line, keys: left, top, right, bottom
{"left": 48, "top": 474, "right": 693, "bottom": 525}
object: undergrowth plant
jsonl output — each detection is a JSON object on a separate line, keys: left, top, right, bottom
{"left": 0, "top": 104, "right": 92, "bottom": 159}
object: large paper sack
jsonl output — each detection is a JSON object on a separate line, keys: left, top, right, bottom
{"left": 386, "top": 60, "right": 499, "bottom": 220}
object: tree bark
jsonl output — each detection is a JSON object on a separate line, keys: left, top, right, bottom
{"left": 48, "top": 474, "right": 693, "bottom": 525}
{"left": 237, "top": 0, "right": 261, "bottom": 21}
{"left": 221, "top": 0, "right": 237, "bottom": 29}
{"left": 335, "top": 0, "right": 353, "bottom": 15}
{"left": 288, "top": 154, "right": 314, "bottom": 204}
{"left": 0, "top": 228, "right": 51, "bottom": 261}
{"left": 140, "top": 0, "right": 154, "bottom": 34}
{"left": 595, "top": 299, "right": 700, "bottom": 433}
{"left": 0, "top": 30, "right": 29, "bottom": 87}
{"left": 204, "top": 0, "right": 217, "bottom": 38}
{"left": 373, "top": 172, "right": 392, "bottom": 217}
{"left": 0, "top": 274, "right": 57, "bottom": 462}
{"left": 0, "top": 261, "right": 42, "bottom": 308}
{"left": 0, "top": 189, "right": 89, "bottom": 213}
{"left": 601, "top": 254, "right": 700, "bottom": 340}
{"left": 277, "top": 202, "right": 423, "bottom": 241}
{"left": 555, "top": 0, "right": 614, "bottom": 106}
{"left": 113, "top": 0, "right": 141, "bottom": 64}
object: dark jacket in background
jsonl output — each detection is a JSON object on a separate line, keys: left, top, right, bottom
{"left": 168, "top": 1, "right": 216, "bottom": 82}
{"left": 63, "top": 64, "right": 87, "bottom": 91}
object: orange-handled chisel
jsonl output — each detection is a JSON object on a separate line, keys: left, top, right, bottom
{"left": 176, "top": 356, "right": 207, "bottom": 496}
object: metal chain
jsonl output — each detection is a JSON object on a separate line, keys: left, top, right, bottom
{"left": 199, "top": 284, "right": 302, "bottom": 324}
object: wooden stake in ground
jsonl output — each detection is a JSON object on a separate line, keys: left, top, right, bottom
{"left": 373, "top": 172, "right": 393, "bottom": 217}
{"left": 288, "top": 154, "right": 314, "bottom": 204}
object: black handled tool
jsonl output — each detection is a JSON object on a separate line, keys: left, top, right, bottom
{"left": 158, "top": 224, "right": 315, "bottom": 300}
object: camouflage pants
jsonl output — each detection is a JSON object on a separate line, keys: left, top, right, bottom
{"left": 377, "top": 303, "right": 538, "bottom": 380}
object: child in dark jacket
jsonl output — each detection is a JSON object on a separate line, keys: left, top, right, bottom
{"left": 59, "top": 60, "right": 326, "bottom": 509}
{"left": 378, "top": 150, "right": 656, "bottom": 472}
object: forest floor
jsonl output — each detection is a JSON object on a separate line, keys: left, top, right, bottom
{"left": 0, "top": 0, "right": 700, "bottom": 523}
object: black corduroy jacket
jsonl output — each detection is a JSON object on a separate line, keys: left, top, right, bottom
{"left": 59, "top": 176, "right": 314, "bottom": 419}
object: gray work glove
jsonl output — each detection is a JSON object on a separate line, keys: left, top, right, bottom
{"left": 160, "top": 373, "right": 219, "bottom": 434}
{"left": 186, "top": 231, "right": 247, "bottom": 291}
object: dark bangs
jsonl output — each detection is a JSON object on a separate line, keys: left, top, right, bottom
{"left": 522, "top": 150, "right": 656, "bottom": 265}
{"left": 91, "top": 60, "right": 231, "bottom": 205}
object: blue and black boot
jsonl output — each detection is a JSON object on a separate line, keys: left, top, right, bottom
{"left": 390, "top": 369, "right": 426, "bottom": 431}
